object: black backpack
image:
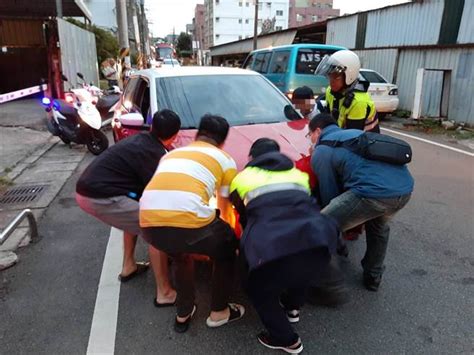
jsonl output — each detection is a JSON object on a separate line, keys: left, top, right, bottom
{"left": 319, "top": 132, "right": 412, "bottom": 165}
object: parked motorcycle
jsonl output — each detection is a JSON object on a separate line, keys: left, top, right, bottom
{"left": 42, "top": 75, "right": 109, "bottom": 155}
{"left": 76, "top": 72, "right": 121, "bottom": 124}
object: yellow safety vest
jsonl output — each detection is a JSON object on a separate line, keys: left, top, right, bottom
{"left": 230, "top": 166, "right": 310, "bottom": 205}
{"left": 325, "top": 86, "right": 378, "bottom": 131}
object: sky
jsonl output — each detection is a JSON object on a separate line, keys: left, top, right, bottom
{"left": 146, "top": 0, "right": 411, "bottom": 38}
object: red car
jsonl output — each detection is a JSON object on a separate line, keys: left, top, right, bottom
{"left": 112, "top": 66, "right": 309, "bottom": 171}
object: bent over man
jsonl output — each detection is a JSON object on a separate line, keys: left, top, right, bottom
{"left": 230, "top": 138, "right": 339, "bottom": 354}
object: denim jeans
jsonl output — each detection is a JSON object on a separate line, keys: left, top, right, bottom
{"left": 321, "top": 190, "right": 411, "bottom": 278}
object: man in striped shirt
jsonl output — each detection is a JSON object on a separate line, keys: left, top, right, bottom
{"left": 140, "top": 114, "right": 245, "bottom": 333}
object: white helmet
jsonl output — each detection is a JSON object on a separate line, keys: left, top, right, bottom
{"left": 314, "top": 50, "right": 361, "bottom": 86}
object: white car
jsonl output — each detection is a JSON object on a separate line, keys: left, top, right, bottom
{"left": 360, "top": 69, "right": 399, "bottom": 117}
{"left": 160, "top": 58, "right": 181, "bottom": 68}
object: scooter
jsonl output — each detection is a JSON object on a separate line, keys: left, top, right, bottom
{"left": 76, "top": 72, "right": 121, "bottom": 125}
{"left": 42, "top": 75, "right": 109, "bottom": 155}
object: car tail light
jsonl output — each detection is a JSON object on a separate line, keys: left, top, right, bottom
{"left": 389, "top": 88, "right": 398, "bottom": 96}
{"left": 65, "top": 93, "right": 75, "bottom": 103}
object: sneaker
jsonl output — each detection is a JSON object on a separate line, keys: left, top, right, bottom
{"left": 257, "top": 332, "right": 303, "bottom": 354}
{"left": 363, "top": 274, "right": 382, "bottom": 292}
{"left": 286, "top": 309, "right": 300, "bottom": 324}
{"left": 206, "top": 303, "right": 245, "bottom": 328}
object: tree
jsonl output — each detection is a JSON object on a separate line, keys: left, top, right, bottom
{"left": 66, "top": 18, "right": 119, "bottom": 65}
{"left": 260, "top": 17, "right": 276, "bottom": 35}
{"left": 176, "top": 32, "right": 192, "bottom": 56}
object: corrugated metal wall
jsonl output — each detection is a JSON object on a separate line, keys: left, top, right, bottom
{"left": 396, "top": 48, "right": 474, "bottom": 124}
{"left": 326, "top": 15, "right": 357, "bottom": 49}
{"left": 457, "top": 0, "right": 474, "bottom": 44}
{"left": 57, "top": 19, "right": 99, "bottom": 90}
{"left": 354, "top": 49, "right": 398, "bottom": 83}
{"left": 365, "top": 0, "right": 444, "bottom": 48}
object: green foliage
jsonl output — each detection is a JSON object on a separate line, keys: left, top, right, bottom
{"left": 176, "top": 32, "right": 192, "bottom": 54}
{"left": 66, "top": 18, "right": 119, "bottom": 65}
{"left": 393, "top": 109, "right": 411, "bottom": 118}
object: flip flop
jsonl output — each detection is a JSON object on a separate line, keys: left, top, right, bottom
{"left": 174, "top": 305, "right": 197, "bottom": 333}
{"left": 153, "top": 297, "right": 176, "bottom": 308}
{"left": 118, "top": 261, "right": 150, "bottom": 282}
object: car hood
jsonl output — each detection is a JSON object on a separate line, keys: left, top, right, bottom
{"left": 173, "top": 119, "right": 310, "bottom": 171}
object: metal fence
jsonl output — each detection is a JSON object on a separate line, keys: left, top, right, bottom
{"left": 57, "top": 18, "right": 99, "bottom": 90}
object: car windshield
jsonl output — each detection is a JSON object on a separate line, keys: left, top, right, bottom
{"left": 156, "top": 74, "right": 291, "bottom": 128}
{"left": 296, "top": 48, "right": 339, "bottom": 74}
{"left": 360, "top": 70, "right": 387, "bottom": 83}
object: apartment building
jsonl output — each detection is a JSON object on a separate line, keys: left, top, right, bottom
{"left": 288, "top": 0, "right": 339, "bottom": 27}
{"left": 204, "top": 0, "right": 290, "bottom": 47}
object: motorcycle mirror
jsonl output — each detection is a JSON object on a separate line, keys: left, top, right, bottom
{"left": 61, "top": 74, "right": 69, "bottom": 82}
{"left": 284, "top": 104, "right": 302, "bottom": 121}
{"left": 77, "top": 72, "right": 84, "bottom": 80}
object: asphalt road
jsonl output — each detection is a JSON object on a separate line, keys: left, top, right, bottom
{"left": 1, "top": 130, "right": 473, "bottom": 354}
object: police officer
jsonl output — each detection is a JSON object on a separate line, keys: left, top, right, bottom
{"left": 315, "top": 50, "right": 380, "bottom": 132}
{"left": 230, "top": 138, "right": 339, "bottom": 354}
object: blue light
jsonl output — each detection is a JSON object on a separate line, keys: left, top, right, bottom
{"left": 42, "top": 97, "right": 51, "bottom": 106}
{"left": 53, "top": 100, "right": 61, "bottom": 110}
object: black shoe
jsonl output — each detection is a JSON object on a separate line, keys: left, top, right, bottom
{"left": 363, "top": 274, "right": 382, "bottom": 292}
{"left": 174, "top": 305, "right": 197, "bottom": 333}
{"left": 257, "top": 332, "right": 303, "bottom": 354}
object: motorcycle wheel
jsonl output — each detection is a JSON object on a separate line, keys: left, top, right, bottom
{"left": 86, "top": 130, "right": 109, "bottom": 155}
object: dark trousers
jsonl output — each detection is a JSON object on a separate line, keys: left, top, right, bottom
{"left": 142, "top": 217, "right": 238, "bottom": 317}
{"left": 246, "top": 248, "right": 330, "bottom": 346}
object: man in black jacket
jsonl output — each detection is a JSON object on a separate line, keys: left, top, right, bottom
{"left": 229, "top": 138, "right": 339, "bottom": 354}
{"left": 76, "top": 109, "right": 180, "bottom": 306}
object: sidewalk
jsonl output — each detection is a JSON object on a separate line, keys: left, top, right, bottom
{"left": 0, "top": 98, "right": 88, "bottom": 270}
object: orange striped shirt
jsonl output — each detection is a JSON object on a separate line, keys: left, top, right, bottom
{"left": 139, "top": 141, "right": 237, "bottom": 228}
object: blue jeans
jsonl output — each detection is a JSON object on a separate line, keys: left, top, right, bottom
{"left": 321, "top": 190, "right": 411, "bottom": 278}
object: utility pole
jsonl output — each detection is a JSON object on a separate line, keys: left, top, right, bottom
{"left": 115, "top": 0, "right": 130, "bottom": 87}
{"left": 55, "top": 0, "right": 63, "bottom": 18}
{"left": 253, "top": 1, "right": 258, "bottom": 50}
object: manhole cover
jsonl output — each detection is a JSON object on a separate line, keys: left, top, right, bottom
{"left": 0, "top": 185, "right": 47, "bottom": 205}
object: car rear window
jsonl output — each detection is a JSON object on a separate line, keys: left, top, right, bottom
{"left": 156, "top": 74, "right": 291, "bottom": 128}
{"left": 296, "top": 48, "right": 338, "bottom": 74}
{"left": 360, "top": 71, "right": 387, "bottom": 83}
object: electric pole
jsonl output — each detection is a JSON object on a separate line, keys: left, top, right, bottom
{"left": 56, "top": 0, "right": 63, "bottom": 18}
{"left": 253, "top": 1, "right": 258, "bottom": 50}
{"left": 115, "top": 0, "right": 130, "bottom": 87}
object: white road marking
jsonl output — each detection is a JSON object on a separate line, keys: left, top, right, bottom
{"left": 87, "top": 227, "right": 123, "bottom": 355}
{"left": 381, "top": 127, "right": 474, "bottom": 157}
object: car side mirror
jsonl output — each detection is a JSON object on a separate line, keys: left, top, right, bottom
{"left": 77, "top": 72, "right": 84, "bottom": 80}
{"left": 284, "top": 104, "right": 302, "bottom": 121}
{"left": 119, "top": 112, "right": 144, "bottom": 126}
{"left": 61, "top": 74, "right": 68, "bottom": 82}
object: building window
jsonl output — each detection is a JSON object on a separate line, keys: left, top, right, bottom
{"left": 258, "top": 3, "right": 262, "bottom": 10}
{"left": 246, "top": 2, "right": 249, "bottom": 7}
{"left": 267, "top": 2, "right": 271, "bottom": 7}
{"left": 312, "top": 15, "right": 318, "bottom": 22}
{"left": 276, "top": 10, "right": 283, "bottom": 16}
{"left": 239, "top": 18, "right": 242, "bottom": 24}
{"left": 239, "top": 1, "right": 242, "bottom": 6}
{"left": 216, "top": 34, "right": 220, "bottom": 39}
{"left": 275, "top": 26, "right": 283, "bottom": 31}
{"left": 245, "top": 19, "right": 249, "bottom": 24}
{"left": 216, "top": 17, "right": 220, "bottom": 22}
{"left": 296, "top": 14, "right": 303, "bottom": 22}
{"left": 215, "top": 0, "right": 219, "bottom": 3}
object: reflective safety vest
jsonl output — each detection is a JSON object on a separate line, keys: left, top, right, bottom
{"left": 325, "top": 86, "right": 379, "bottom": 131}
{"left": 230, "top": 166, "right": 310, "bottom": 205}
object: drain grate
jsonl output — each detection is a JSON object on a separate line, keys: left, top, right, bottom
{"left": 0, "top": 185, "right": 47, "bottom": 205}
